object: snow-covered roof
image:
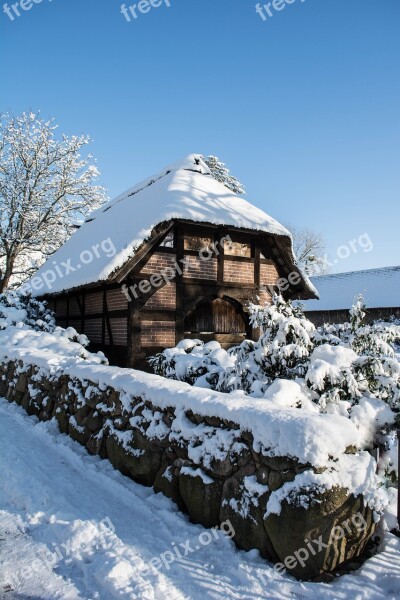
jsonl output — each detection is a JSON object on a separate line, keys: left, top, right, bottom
{"left": 305, "top": 266, "right": 400, "bottom": 311}
{"left": 29, "top": 154, "right": 310, "bottom": 296}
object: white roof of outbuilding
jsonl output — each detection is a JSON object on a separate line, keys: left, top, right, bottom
{"left": 305, "top": 266, "right": 400, "bottom": 311}
{"left": 29, "top": 154, "right": 300, "bottom": 296}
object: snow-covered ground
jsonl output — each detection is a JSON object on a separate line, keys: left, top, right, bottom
{"left": 1, "top": 398, "right": 399, "bottom": 600}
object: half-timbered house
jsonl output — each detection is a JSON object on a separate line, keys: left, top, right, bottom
{"left": 31, "top": 154, "right": 317, "bottom": 368}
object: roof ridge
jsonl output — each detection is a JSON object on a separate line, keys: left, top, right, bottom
{"left": 312, "top": 265, "right": 400, "bottom": 280}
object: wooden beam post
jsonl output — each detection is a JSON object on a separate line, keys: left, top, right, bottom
{"left": 217, "top": 228, "right": 225, "bottom": 284}
{"left": 102, "top": 286, "right": 106, "bottom": 346}
{"left": 104, "top": 290, "right": 114, "bottom": 347}
{"left": 66, "top": 294, "right": 70, "bottom": 328}
{"left": 175, "top": 226, "right": 185, "bottom": 344}
{"left": 81, "top": 291, "right": 85, "bottom": 335}
{"left": 254, "top": 243, "right": 261, "bottom": 289}
{"left": 127, "top": 300, "right": 142, "bottom": 369}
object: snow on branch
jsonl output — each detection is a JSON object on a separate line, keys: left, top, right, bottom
{"left": 201, "top": 155, "right": 245, "bottom": 195}
{"left": 0, "top": 111, "right": 108, "bottom": 291}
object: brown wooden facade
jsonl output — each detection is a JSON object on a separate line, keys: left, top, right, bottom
{"left": 43, "top": 221, "right": 310, "bottom": 370}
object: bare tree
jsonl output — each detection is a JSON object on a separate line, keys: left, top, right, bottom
{"left": 288, "top": 225, "right": 329, "bottom": 276}
{"left": 0, "top": 112, "right": 107, "bottom": 292}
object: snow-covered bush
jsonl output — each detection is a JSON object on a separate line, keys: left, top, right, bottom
{"left": 248, "top": 295, "right": 315, "bottom": 379}
{"left": 212, "top": 297, "right": 315, "bottom": 396}
{"left": 0, "top": 291, "right": 107, "bottom": 365}
{"left": 151, "top": 296, "right": 316, "bottom": 396}
{"left": 349, "top": 298, "right": 400, "bottom": 356}
{"left": 309, "top": 298, "right": 400, "bottom": 416}
{"left": 150, "top": 295, "right": 399, "bottom": 492}
{"left": 0, "top": 290, "right": 56, "bottom": 332}
{"left": 150, "top": 295, "right": 400, "bottom": 413}
{"left": 149, "top": 339, "right": 236, "bottom": 388}
{"left": 305, "top": 344, "right": 362, "bottom": 414}
{"left": 315, "top": 306, "right": 400, "bottom": 352}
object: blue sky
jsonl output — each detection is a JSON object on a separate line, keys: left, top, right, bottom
{"left": 1, "top": 0, "right": 399, "bottom": 273}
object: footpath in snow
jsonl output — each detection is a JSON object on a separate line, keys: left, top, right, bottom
{"left": 0, "top": 398, "right": 399, "bottom": 600}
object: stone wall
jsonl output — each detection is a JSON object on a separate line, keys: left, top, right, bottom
{"left": 0, "top": 358, "right": 377, "bottom": 581}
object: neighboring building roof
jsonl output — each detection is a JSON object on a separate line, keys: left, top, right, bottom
{"left": 304, "top": 266, "right": 400, "bottom": 311}
{"left": 29, "top": 154, "right": 316, "bottom": 298}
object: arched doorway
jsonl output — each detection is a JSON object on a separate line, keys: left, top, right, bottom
{"left": 184, "top": 297, "right": 249, "bottom": 347}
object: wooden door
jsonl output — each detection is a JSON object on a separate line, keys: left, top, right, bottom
{"left": 184, "top": 298, "right": 247, "bottom": 335}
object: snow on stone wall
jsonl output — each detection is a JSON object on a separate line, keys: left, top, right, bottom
{"left": 0, "top": 353, "right": 383, "bottom": 580}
